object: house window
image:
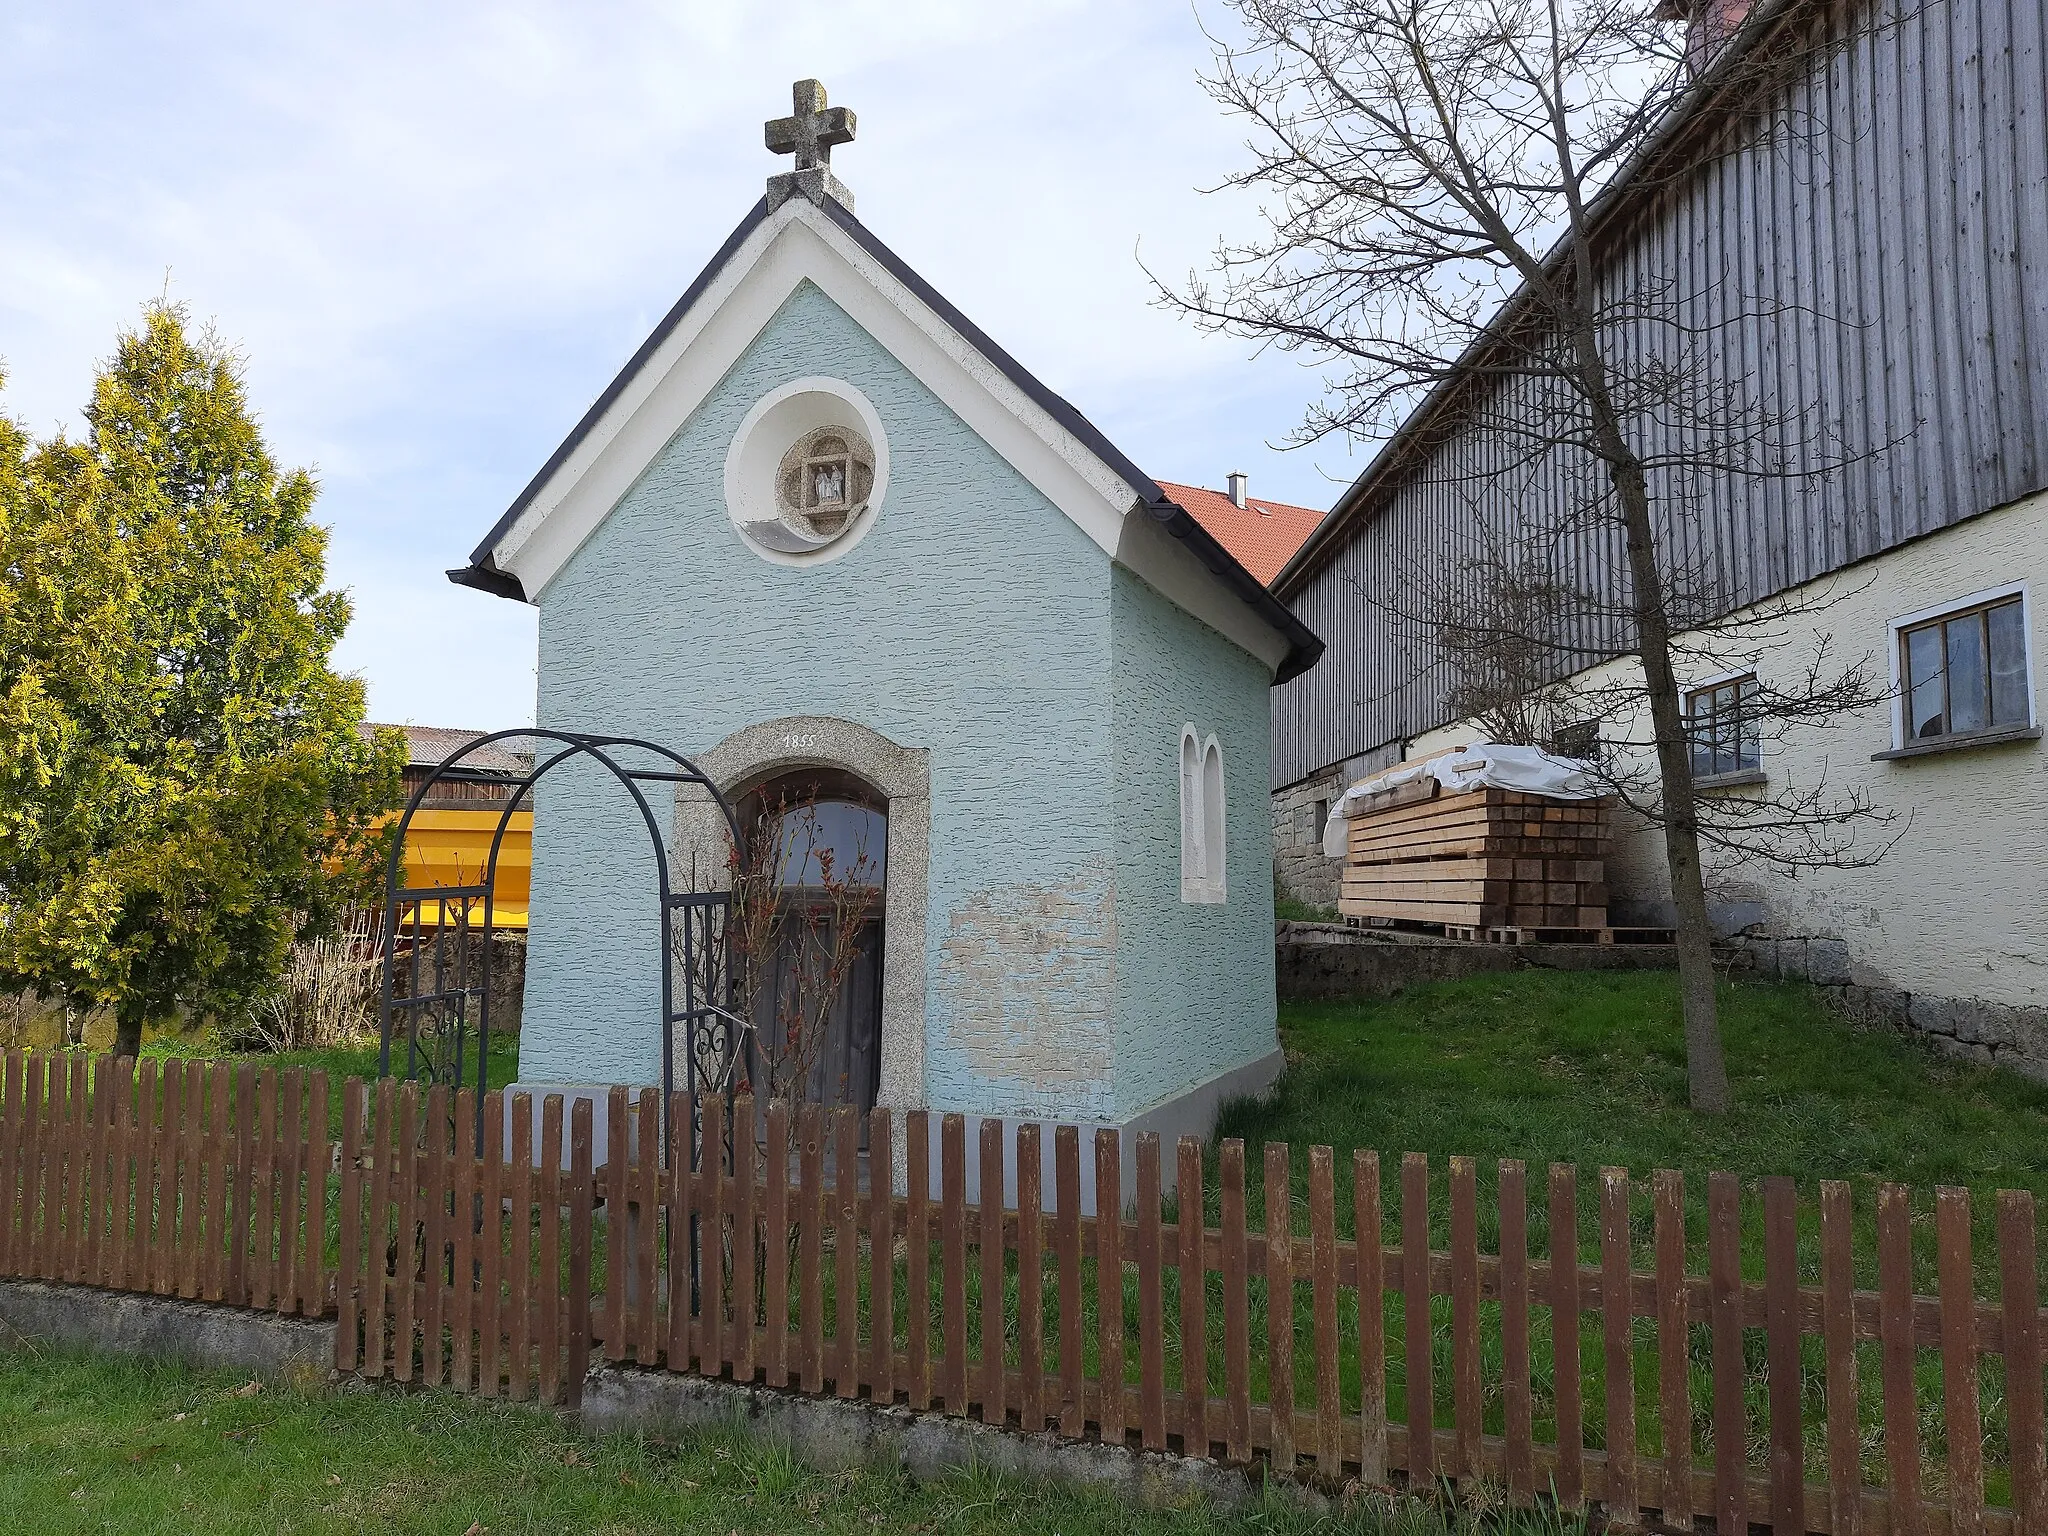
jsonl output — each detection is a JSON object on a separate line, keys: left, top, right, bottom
{"left": 1687, "top": 673, "right": 1760, "bottom": 779}
{"left": 1309, "top": 798, "right": 1329, "bottom": 846}
{"left": 1179, "top": 727, "right": 1226, "bottom": 904}
{"left": 1899, "top": 593, "right": 2031, "bottom": 743}
{"left": 1549, "top": 720, "right": 1600, "bottom": 761}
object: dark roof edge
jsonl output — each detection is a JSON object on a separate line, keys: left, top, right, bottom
{"left": 1270, "top": 0, "right": 1815, "bottom": 598}
{"left": 445, "top": 191, "right": 1322, "bottom": 682}
{"left": 1141, "top": 496, "right": 1325, "bottom": 684}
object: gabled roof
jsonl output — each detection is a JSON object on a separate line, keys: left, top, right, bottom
{"left": 449, "top": 193, "right": 1323, "bottom": 683}
{"left": 1156, "top": 481, "right": 1326, "bottom": 587}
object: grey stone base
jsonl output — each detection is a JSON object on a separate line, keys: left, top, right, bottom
{"left": 1276, "top": 921, "right": 1702, "bottom": 1004}
{"left": 577, "top": 1365, "right": 1319, "bottom": 1513}
{"left": 1711, "top": 931, "right": 2048, "bottom": 1082}
{"left": 1827, "top": 980, "right": 2048, "bottom": 1080}
{"left": 0, "top": 1279, "right": 331, "bottom": 1381}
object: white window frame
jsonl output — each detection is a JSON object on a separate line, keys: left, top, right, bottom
{"left": 1886, "top": 581, "right": 2036, "bottom": 750}
{"left": 1683, "top": 666, "right": 1764, "bottom": 782}
{"left": 1179, "top": 726, "right": 1227, "bottom": 904}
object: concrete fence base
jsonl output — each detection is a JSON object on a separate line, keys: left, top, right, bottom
{"left": 0, "top": 1278, "right": 330, "bottom": 1382}
{"left": 576, "top": 1365, "right": 1315, "bottom": 1513}
{"left": 0, "top": 1276, "right": 1322, "bottom": 1515}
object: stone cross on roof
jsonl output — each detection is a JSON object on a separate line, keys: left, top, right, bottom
{"left": 765, "top": 79, "right": 857, "bottom": 213}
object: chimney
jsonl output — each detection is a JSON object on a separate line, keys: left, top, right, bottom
{"left": 1226, "top": 471, "right": 1248, "bottom": 510}
{"left": 1661, "top": 0, "right": 1753, "bottom": 70}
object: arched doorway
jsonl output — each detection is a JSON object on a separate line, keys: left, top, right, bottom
{"left": 733, "top": 767, "right": 887, "bottom": 1116}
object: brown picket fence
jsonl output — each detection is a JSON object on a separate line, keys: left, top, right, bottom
{"left": 4, "top": 1053, "right": 2046, "bottom": 1535}
{"left": 0, "top": 1053, "right": 330, "bottom": 1315}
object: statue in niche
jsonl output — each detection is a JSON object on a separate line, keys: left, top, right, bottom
{"left": 777, "top": 426, "right": 873, "bottom": 543}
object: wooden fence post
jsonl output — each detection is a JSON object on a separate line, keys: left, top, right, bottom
{"left": 1136, "top": 1131, "right": 1165, "bottom": 1452}
{"left": 604, "top": 1086, "right": 628, "bottom": 1365}
{"left": 759, "top": 1097, "right": 783, "bottom": 1386}
{"left": 1094, "top": 1127, "right": 1123, "bottom": 1448}
{"left": 837, "top": 1106, "right": 861, "bottom": 1401}
{"left": 565, "top": 1096, "right": 593, "bottom": 1405}
{"left": 1550, "top": 1162, "right": 1583, "bottom": 1510}
{"left": 1937, "top": 1187, "right": 1985, "bottom": 1536}
{"left": 1177, "top": 1136, "right": 1208, "bottom": 1460}
{"left": 729, "top": 1092, "right": 754, "bottom": 1386}
{"left": 1219, "top": 1137, "right": 1250, "bottom": 1464}
{"left": 1820, "top": 1179, "right": 1861, "bottom": 1536}
{"left": 508, "top": 1091, "right": 533, "bottom": 1398}
{"left": 477, "top": 1089, "right": 504, "bottom": 1397}
{"left": 1499, "top": 1159, "right": 1532, "bottom": 1505}
{"left": 870, "top": 1106, "right": 896, "bottom": 1408}
{"left": 0, "top": 1051, "right": 19, "bottom": 1278}
{"left": 800, "top": 1102, "right": 827, "bottom": 1396}
{"left": 1053, "top": 1123, "right": 1081, "bottom": 1439}
{"left": 1449, "top": 1156, "right": 1481, "bottom": 1482}
{"left": 539, "top": 1094, "right": 564, "bottom": 1404}
{"left": 1401, "top": 1152, "right": 1432, "bottom": 1483}
{"left": 305, "top": 1070, "right": 330, "bottom": 1318}
{"left": 1877, "top": 1182, "right": 1923, "bottom": 1536}
{"left": 699, "top": 1092, "right": 726, "bottom": 1380}
{"left": 451, "top": 1087, "right": 478, "bottom": 1392}
{"left": 334, "top": 1077, "right": 365, "bottom": 1374}
{"left": 1014, "top": 1120, "right": 1041, "bottom": 1433}
{"left": 1265, "top": 1141, "right": 1294, "bottom": 1473}
{"left": 908, "top": 1109, "right": 933, "bottom": 1413}
{"left": 1763, "top": 1176, "right": 1803, "bottom": 1532}
{"left": 1601, "top": 1166, "right": 1638, "bottom": 1518}
{"left": 939, "top": 1113, "right": 966, "bottom": 1415}
{"left": 1999, "top": 1190, "right": 2045, "bottom": 1533}
{"left": 979, "top": 1116, "right": 1005, "bottom": 1424}
{"left": 1653, "top": 1168, "right": 1692, "bottom": 1526}
{"left": 668, "top": 1091, "right": 697, "bottom": 1376}
{"left": 1308, "top": 1145, "right": 1340, "bottom": 1476}
{"left": 393, "top": 1083, "right": 422, "bottom": 1384}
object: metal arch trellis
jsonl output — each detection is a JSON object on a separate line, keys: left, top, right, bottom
{"left": 375, "top": 728, "right": 747, "bottom": 1155}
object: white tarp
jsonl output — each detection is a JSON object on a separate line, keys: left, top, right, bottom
{"left": 1321, "top": 742, "right": 1602, "bottom": 857}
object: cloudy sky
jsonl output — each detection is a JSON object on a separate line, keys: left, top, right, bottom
{"left": 2, "top": 2, "right": 1362, "bottom": 729}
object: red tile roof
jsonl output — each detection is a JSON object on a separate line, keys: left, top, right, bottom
{"left": 1154, "top": 481, "right": 1326, "bottom": 588}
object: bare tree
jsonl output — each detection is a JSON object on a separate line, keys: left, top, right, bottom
{"left": 1163, "top": 0, "right": 1903, "bottom": 1111}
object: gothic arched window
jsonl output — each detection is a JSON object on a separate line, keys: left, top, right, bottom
{"left": 1180, "top": 726, "right": 1227, "bottom": 905}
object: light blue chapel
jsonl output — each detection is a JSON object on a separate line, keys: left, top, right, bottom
{"left": 450, "top": 83, "right": 1321, "bottom": 1195}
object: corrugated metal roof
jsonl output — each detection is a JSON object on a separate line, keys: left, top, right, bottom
{"left": 1268, "top": 0, "right": 2048, "bottom": 788}
{"left": 365, "top": 724, "right": 534, "bottom": 777}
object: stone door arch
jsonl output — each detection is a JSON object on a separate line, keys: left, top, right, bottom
{"left": 675, "top": 716, "right": 929, "bottom": 1111}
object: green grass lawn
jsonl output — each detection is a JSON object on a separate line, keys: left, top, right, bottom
{"left": 0, "top": 1347, "right": 1574, "bottom": 1535}
{"left": 1250, "top": 969, "right": 2048, "bottom": 1195}
{"left": 1202, "top": 970, "right": 2048, "bottom": 1502}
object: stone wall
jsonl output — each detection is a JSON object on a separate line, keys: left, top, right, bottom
{"left": 1270, "top": 768, "right": 1344, "bottom": 910}
{"left": 1740, "top": 931, "right": 2048, "bottom": 1082}
{"left": 1276, "top": 920, "right": 1695, "bottom": 1002}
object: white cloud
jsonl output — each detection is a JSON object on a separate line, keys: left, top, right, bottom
{"left": 1, "top": 0, "right": 1350, "bottom": 728}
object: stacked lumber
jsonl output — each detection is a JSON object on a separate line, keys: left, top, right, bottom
{"left": 1338, "top": 782, "right": 1609, "bottom": 932}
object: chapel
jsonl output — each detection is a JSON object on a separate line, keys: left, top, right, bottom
{"left": 450, "top": 82, "right": 1322, "bottom": 1201}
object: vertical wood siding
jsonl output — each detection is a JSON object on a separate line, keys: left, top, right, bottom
{"left": 1273, "top": 0, "right": 2048, "bottom": 789}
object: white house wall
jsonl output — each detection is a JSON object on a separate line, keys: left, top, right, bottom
{"left": 1404, "top": 489, "right": 2048, "bottom": 1026}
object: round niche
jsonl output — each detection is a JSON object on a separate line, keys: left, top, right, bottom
{"left": 724, "top": 377, "right": 890, "bottom": 565}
